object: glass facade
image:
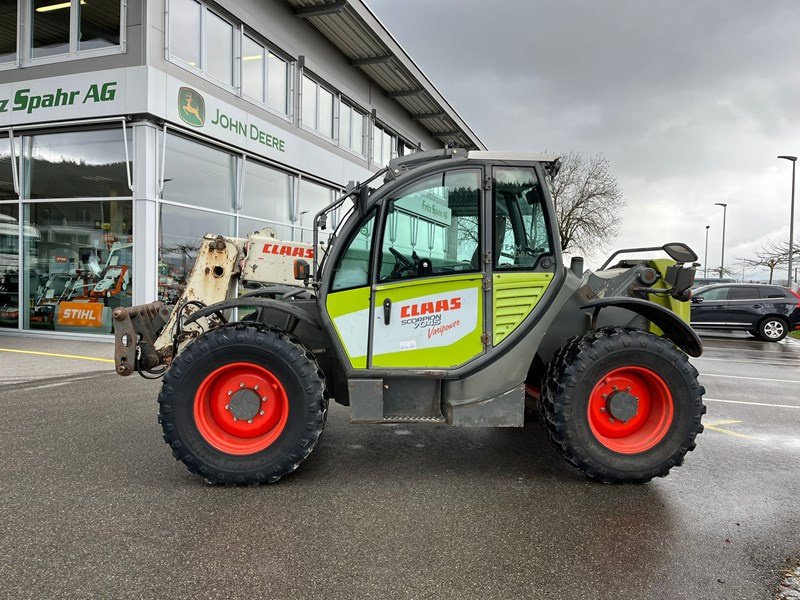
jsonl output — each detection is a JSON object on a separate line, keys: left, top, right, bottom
{"left": 298, "top": 179, "right": 335, "bottom": 243}
{"left": 24, "top": 200, "right": 132, "bottom": 332}
{"left": 158, "top": 203, "right": 234, "bottom": 303}
{"left": 162, "top": 133, "right": 235, "bottom": 211}
{"left": 22, "top": 129, "right": 131, "bottom": 199}
{"left": 0, "top": 204, "right": 20, "bottom": 329}
{"left": 0, "top": 127, "right": 134, "bottom": 334}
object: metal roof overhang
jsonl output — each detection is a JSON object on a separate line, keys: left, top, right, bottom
{"left": 286, "top": 0, "right": 486, "bottom": 150}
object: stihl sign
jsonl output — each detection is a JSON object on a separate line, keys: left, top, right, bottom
{"left": 262, "top": 243, "right": 314, "bottom": 259}
{"left": 57, "top": 302, "right": 104, "bottom": 327}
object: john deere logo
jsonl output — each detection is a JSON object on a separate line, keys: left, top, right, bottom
{"left": 178, "top": 87, "right": 205, "bottom": 127}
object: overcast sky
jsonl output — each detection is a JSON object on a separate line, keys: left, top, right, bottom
{"left": 368, "top": 0, "right": 800, "bottom": 279}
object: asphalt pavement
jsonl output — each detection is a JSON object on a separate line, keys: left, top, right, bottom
{"left": 0, "top": 331, "right": 798, "bottom": 599}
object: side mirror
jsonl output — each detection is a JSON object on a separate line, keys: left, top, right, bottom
{"left": 662, "top": 242, "right": 698, "bottom": 264}
{"left": 293, "top": 259, "right": 310, "bottom": 284}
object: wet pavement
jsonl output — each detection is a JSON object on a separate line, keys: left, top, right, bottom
{"left": 0, "top": 331, "right": 798, "bottom": 599}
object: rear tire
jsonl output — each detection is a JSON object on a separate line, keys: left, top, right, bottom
{"left": 540, "top": 328, "right": 705, "bottom": 483}
{"left": 159, "top": 323, "right": 327, "bottom": 484}
{"left": 757, "top": 317, "right": 788, "bottom": 342}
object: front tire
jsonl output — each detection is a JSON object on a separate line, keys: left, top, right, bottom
{"left": 758, "top": 317, "right": 788, "bottom": 342}
{"left": 540, "top": 328, "right": 705, "bottom": 483}
{"left": 159, "top": 324, "right": 327, "bottom": 484}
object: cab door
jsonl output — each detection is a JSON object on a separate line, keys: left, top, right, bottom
{"left": 370, "top": 169, "right": 485, "bottom": 368}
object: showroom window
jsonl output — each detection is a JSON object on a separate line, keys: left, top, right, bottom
{"left": 0, "top": 204, "right": 20, "bottom": 329}
{"left": 161, "top": 132, "right": 236, "bottom": 212}
{"left": 240, "top": 159, "right": 294, "bottom": 240}
{"left": 158, "top": 203, "right": 234, "bottom": 303}
{"left": 0, "top": 137, "right": 19, "bottom": 200}
{"left": 29, "top": 0, "right": 124, "bottom": 62}
{"left": 297, "top": 178, "right": 336, "bottom": 243}
{"left": 168, "top": 0, "right": 236, "bottom": 88}
{"left": 21, "top": 129, "right": 132, "bottom": 200}
{"left": 339, "top": 102, "right": 366, "bottom": 156}
{"left": 302, "top": 75, "right": 335, "bottom": 139}
{"left": 372, "top": 124, "right": 395, "bottom": 166}
{"left": 0, "top": 1, "right": 17, "bottom": 67}
{"left": 22, "top": 200, "right": 133, "bottom": 333}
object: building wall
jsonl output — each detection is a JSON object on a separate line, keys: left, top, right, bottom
{"left": 0, "top": 0, "right": 454, "bottom": 338}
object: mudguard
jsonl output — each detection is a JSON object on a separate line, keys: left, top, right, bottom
{"left": 184, "top": 298, "right": 321, "bottom": 330}
{"left": 581, "top": 297, "right": 703, "bottom": 357}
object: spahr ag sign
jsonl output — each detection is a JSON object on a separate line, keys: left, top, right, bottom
{"left": 0, "top": 68, "right": 139, "bottom": 127}
{"left": 0, "top": 82, "right": 117, "bottom": 116}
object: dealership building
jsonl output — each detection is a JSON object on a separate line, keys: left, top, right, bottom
{"left": 0, "top": 0, "right": 483, "bottom": 336}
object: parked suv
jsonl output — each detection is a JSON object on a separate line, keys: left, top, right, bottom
{"left": 691, "top": 283, "right": 800, "bottom": 341}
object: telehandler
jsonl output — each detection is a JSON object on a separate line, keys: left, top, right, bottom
{"left": 113, "top": 149, "right": 705, "bottom": 484}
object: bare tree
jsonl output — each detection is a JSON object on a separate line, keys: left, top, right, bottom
{"left": 546, "top": 151, "right": 625, "bottom": 254}
{"left": 737, "top": 237, "right": 800, "bottom": 284}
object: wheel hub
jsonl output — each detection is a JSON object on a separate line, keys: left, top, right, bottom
{"left": 228, "top": 388, "right": 261, "bottom": 421}
{"left": 607, "top": 390, "right": 639, "bottom": 423}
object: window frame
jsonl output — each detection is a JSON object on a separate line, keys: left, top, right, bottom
{"left": 300, "top": 72, "right": 337, "bottom": 141}
{"left": 21, "top": 0, "right": 127, "bottom": 68}
{"left": 371, "top": 123, "right": 396, "bottom": 167}
{"left": 239, "top": 30, "right": 293, "bottom": 119}
{"left": 0, "top": 0, "right": 20, "bottom": 70}
{"left": 338, "top": 100, "right": 367, "bottom": 158}
{"left": 166, "top": 0, "right": 238, "bottom": 93}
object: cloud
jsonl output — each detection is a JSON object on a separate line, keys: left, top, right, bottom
{"left": 368, "top": 0, "right": 800, "bottom": 278}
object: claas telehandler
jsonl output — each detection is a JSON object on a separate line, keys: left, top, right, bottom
{"left": 113, "top": 149, "right": 705, "bottom": 485}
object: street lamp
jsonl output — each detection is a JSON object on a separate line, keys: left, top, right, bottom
{"left": 714, "top": 203, "right": 728, "bottom": 279}
{"left": 703, "top": 225, "right": 710, "bottom": 278}
{"left": 778, "top": 155, "right": 796, "bottom": 288}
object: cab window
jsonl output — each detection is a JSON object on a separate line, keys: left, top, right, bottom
{"left": 378, "top": 169, "right": 481, "bottom": 281}
{"left": 493, "top": 167, "right": 552, "bottom": 269}
{"left": 330, "top": 210, "right": 375, "bottom": 291}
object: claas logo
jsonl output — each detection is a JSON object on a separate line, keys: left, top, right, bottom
{"left": 400, "top": 297, "right": 462, "bottom": 318}
{"left": 262, "top": 243, "right": 314, "bottom": 259}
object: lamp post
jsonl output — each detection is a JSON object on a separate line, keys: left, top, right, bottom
{"left": 778, "top": 155, "right": 796, "bottom": 288}
{"left": 714, "top": 203, "right": 727, "bottom": 279}
{"left": 703, "top": 225, "right": 710, "bottom": 278}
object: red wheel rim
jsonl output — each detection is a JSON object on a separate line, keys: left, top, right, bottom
{"left": 587, "top": 366, "right": 674, "bottom": 454}
{"left": 193, "top": 362, "right": 289, "bottom": 455}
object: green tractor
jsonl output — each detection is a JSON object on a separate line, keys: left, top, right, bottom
{"left": 114, "top": 149, "right": 705, "bottom": 484}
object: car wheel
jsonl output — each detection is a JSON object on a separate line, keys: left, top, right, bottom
{"left": 757, "top": 317, "right": 788, "bottom": 342}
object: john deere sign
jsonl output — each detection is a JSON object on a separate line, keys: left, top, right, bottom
{"left": 173, "top": 85, "right": 287, "bottom": 154}
{"left": 178, "top": 87, "right": 205, "bottom": 127}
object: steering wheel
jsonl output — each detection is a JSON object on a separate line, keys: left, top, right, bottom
{"left": 389, "top": 246, "right": 417, "bottom": 278}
